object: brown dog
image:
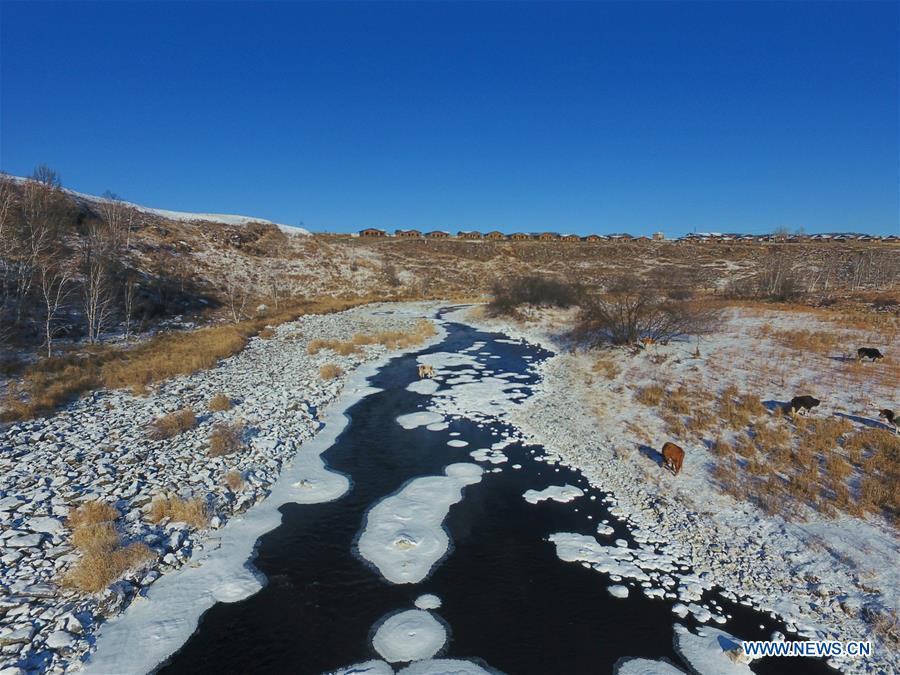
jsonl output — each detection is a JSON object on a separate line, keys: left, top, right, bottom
{"left": 661, "top": 442, "right": 685, "bottom": 475}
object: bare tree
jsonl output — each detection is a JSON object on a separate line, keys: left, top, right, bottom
{"left": 99, "top": 191, "right": 136, "bottom": 249}
{"left": 123, "top": 274, "right": 138, "bottom": 342}
{"left": 80, "top": 220, "right": 119, "bottom": 343}
{"left": 36, "top": 253, "right": 74, "bottom": 357}
{"left": 574, "top": 276, "right": 720, "bottom": 347}
{"left": 224, "top": 273, "right": 247, "bottom": 323}
{"left": 32, "top": 164, "right": 61, "bottom": 189}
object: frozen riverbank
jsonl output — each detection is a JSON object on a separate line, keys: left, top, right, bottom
{"left": 0, "top": 302, "right": 443, "bottom": 673}
{"left": 458, "top": 306, "right": 899, "bottom": 674}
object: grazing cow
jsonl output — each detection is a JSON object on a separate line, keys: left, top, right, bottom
{"left": 789, "top": 395, "right": 821, "bottom": 416}
{"left": 879, "top": 409, "right": 897, "bottom": 434}
{"left": 417, "top": 364, "right": 436, "bottom": 379}
{"left": 857, "top": 347, "right": 884, "bottom": 362}
{"left": 661, "top": 442, "right": 685, "bottom": 475}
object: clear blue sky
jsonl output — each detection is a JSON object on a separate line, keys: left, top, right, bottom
{"left": 2, "top": 1, "right": 897, "bottom": 236}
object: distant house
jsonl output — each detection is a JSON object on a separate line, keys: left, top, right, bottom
{"left": 425, "top": 230, "right": 449, "bottom": 238}
{"left": 636, "top": 236, "right": 651, "bottom": 243}
{"left": 360, "top": 228, "right": 386, "bottom": 237}
{"left": 652, "top": 232, "right": 665, "bottom": 241}
{"left": 395, "top": 229, "right": 421, "bottom": 238}
{"left": 484, "top": 230, "right": 505, "bottom": 240}
{"left": 537, "top": 232, "right": 560, "bottom": 241}
{"left": 458, "top": 230, "right": 483, "bottom": 240}
{"left": 561, "top": 234, "right": 580, "bottom": 241}
{"left": 582, "top": 234, "right": 603, "bottom": 242}
{"left": 509, "top": 232, "right": 530, "bottom": 240}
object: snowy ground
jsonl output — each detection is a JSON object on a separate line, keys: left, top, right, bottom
{"left": 0, "top": 302, "right": 442, "bottom": 673}
{"left": 461, "top": 305, "right": 899, "bottom": 674}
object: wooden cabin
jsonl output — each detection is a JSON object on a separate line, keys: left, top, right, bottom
{"left": 425, "top": 230, "right": 450, "bottom": 238}
{"left": 458, "top": 230, "right": 483, "bottom": 240}
{"left": 359, "top": 228, "right": 386, "bottom": 237}
{"left": 484, "top": 231, "right": 505, "bottom": 240}
{"left": 509, "top": 232, "right": 530, "bottom": 240}
{"left": 537, "top": 232, "right": 560, "bottom": 241}
{"left": 561, "top": 234, "right": 580, "bottom": 242}
{"left": 395, "top": 229, "right": 422, "bottom": 238}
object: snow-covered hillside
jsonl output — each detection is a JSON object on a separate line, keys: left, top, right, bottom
{"left": 7, "top": 175, "right": 311, "bottom": 235}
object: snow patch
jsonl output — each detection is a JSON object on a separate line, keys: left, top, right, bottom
{"left": 523, "top": 484, "right": 584, "bottom": 504}
{"left": 372, "top": 610, "right": 446, "bottom": 663}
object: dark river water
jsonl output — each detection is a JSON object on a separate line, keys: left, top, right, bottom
{"left": 157, "top": 315, "right": 835, "bottom": 675}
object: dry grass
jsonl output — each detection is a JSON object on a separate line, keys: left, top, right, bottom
{"left": 308, "top": 320, "right": 436, "bottom": 357}
{"left": 149, "top": 408, "right": 196, "bottom": 439}
{"left": 71, "top": 521, "right": 121, "bottom": 553}
{"left": 592, "top": 355, "right": 620, "bottom": 380}
{"left": 224, "top": 470, "right": 245, "bottom": 491}
{"left": 769, "top": 328, "right": 841, "bottom": 355}
{"left": 635, "top": 384, "right": 665, "bottom": 406}
{"left": 1, "top": 295, "right": 383, "bottom": 421}
{"left": 67, "top": 500, "right": 119, "bottom": 528}
{"left": 208, "top": 393, "right": 232, "bottom": 412}
{"left": 258, "top": 327, "right": 276, "bottom": 339}
{"left": 64, "top": 500, "right": 152, "bottom": 593}
{"left": 63, "top": 542, "right": 152, "bottom": 594}
{"left": 146, "top": 495, "right": 209, "bottom": 528}
{"left": 208, "top": 422, "right": 245, "bottom": 457}
{"left": 319, "top": 363, "right": 344, "bottom": 380}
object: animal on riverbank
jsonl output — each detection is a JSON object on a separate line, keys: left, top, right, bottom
{"left": 879, "top": 409, "right": 897, "bottom": 433}
{"left": 661, "top": 442, "right": 685, "bottom": 475}
{"left": 857, "top": 347, "right": 884, "bottom": 362}
{"left": 788, "top": 395, "right": 821, "bottom": 416}
{"left": 417, "top": 364, "right": 436, "bottom": 378}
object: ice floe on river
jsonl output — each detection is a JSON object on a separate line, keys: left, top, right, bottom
{"left": 522, "top": 484, "right": 584, "bottom": 504}
{"left": 396, "top": 411, "right": 446, "bottom": 430}
{"left": 372, "top": 609, "right": 447, "bottom": 663}
{"left": 357, "top": 463, "right": 484, "bottom": 584}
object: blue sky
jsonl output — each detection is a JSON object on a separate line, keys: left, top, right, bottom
{"left": 1, "top": 1, "right": 897, "bottom": 236}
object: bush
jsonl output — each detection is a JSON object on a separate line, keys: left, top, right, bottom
{"left": 147, "top": 495, "right": 209, "bottom": 528}
{"left": 224, "top": 470, "right": 245, "bottom": 491}
{"left": 64, "top": 500, "right": 151, "bottom": 593}
{"left": 149, "top": 408, "right": 196, "bottom": 439}
{"left": 208, "top": 393, "right": 232, "bottom": 411}
{"left": 574, "top": 276, "right": 720, "bottom": 346}
{"left": 487, "top": 274, "right": 581, "bottom": 316}
{"left": 208, "top": 422, "right": 245, "bottom": 457}
{"left": 320, "top": 363, "right": 344, "bottom": 380}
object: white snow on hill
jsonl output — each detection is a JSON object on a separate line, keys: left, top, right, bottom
{"left": 6, "top": 175, "right": 311, "bottom": 235}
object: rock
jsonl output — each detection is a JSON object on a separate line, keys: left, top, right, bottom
{"left": 0, "top": 626, "right": 35, "bottom": 646}
{"left": 44, "top": 630, "right": 74, "bottom": 650}
{"left": 23, "top": 516, "right": 64, "bottom": 535}
{"left": 5, "top": 533, "right": 44, "bottom": 548}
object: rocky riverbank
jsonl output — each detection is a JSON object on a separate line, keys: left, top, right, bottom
{"left": 0, "top": 302, "right": 440, "bottom": 674}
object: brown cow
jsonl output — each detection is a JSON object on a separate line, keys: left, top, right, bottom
{"left": 661, "top": 442, "right": 685, "bottom": 475}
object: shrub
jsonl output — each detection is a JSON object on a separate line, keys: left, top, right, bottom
{"left": 208, "top": 393, "right": 232, "bottom": 411}
{"left": 208, "top": 422, "right": 245, "bottom": 457}
{"left": 487, "top": 274, "right": 581, "bottom": 316}
{"left": 574, "top": 276, "right": 720, "bottom": 346}
{"left": 320, "top": 363, "right": 344, "bottom": 380}
{"left": 147, "top": 495, "right": 209, "bottom": 528}
{"left": 149, "top": 408, "right": 196, "bottom": 439}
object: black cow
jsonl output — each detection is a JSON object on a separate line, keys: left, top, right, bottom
{"left": 879, "top": 409, "right": 897, "bottom": 433}
{"left": 857, "top": 347, "right": 884, "bottom": 362}
{"left": 789, "top": 396, "right": 821, "bottom": 415}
